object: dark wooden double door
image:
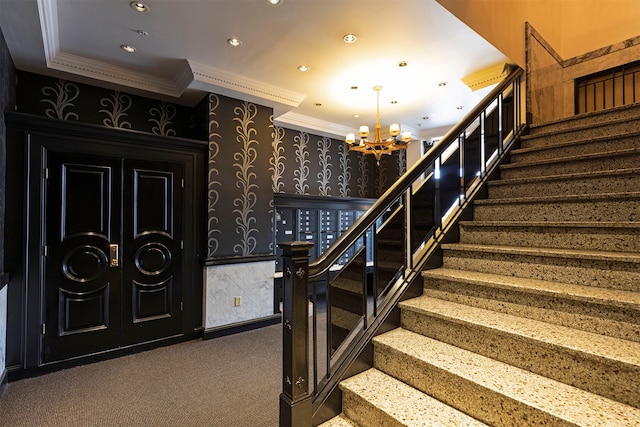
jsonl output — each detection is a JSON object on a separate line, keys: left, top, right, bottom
{"left": 43, "top": 151, "right": 184, "bottom": 363}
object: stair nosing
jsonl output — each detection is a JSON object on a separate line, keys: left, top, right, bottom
{"left": 374, "top": 328, "right": 640, "bottom": 426}
{"left": 396, "top": 299, "right": 640, "bottom": 366}
{"left": 474, "top": 190, "right": 640, "bottom": 205}
{"left": 516, "top": 129, "right": 640, "bottom": 154}
{"left": 527, "top": 108, "right": 640, "bottom": 134}
{"left": 458, "top": 220, "right": 640, "bottom": 229}
{"left": 487, "top": 167, "right": 640, "bottom": 187}
{"left": 501, "top": 147, "right": 640, "bottom": 170}
{"left": 421, "top": 267, "right": 640, "bottom": 308}
{"left": 440, "top": 243, "right": 640, "bottom": 263}
{"left": 339, "top": 368, "right": 489, "bottom": 427}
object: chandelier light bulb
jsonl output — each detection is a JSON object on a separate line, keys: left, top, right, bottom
{"left": 345, "top": 86, "right": 411, "bottom": 165}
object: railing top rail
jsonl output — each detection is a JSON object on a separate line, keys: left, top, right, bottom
{"left": 309, "top": 66, "right": 523, "bottom": 278}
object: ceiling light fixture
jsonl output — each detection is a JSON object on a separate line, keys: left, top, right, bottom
{"left": 227, "top": 38, "right": 242, "bottom": 47}
{"left": 130, "top": 2, "right": 149, "bottom": 13}
{"left": 267, "top": 0, "right": 282, "bottom": 4}
{"left": 345, "top": 86, "right": 412, "bottom": 165}
{"left": 297, "top": 65, "right": 309, "bottom": 72}
{"left": 343, "top": 34, "right": 357, "bottom": 44}
{"left": 121, "top": 45, "right": 137, "bottom": 53}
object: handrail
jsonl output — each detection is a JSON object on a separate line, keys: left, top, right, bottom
{"left": 309, "top": 66, "right": 523, "bottom": 279}
{"left": 279, "top": 66, "right": 526, "bottom": 427}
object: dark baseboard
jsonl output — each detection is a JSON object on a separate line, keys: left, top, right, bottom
{"left": 203, "top": 313, "right": 282, "bottom": 340}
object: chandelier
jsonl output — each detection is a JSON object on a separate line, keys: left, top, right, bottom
{"left": 345, "top": 85, "right": 412, "bottom": 165}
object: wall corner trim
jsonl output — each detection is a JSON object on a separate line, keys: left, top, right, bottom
{"left": 0, "top": 272, "right": 8, "bottom": 291}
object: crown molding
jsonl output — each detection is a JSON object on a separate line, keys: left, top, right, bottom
{"left": 274, "top": 111, "right": 352, "bottom": 139}
{"left": 47, "top": 51, "right": 184, "bottom": 96}
{"left": 462, "top": 62, "right": 508, "bottom": 91}
{"left": 37, "top": 0, "right": 58, "bottom": 59}
{"left": 187, "top": 60, "right": 306, "bottom": 110}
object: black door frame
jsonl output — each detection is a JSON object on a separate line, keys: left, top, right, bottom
{"left": 6, "top": 113, "right": 206, "bottom": 373}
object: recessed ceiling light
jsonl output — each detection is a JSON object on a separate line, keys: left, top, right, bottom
{"left": 422, "top": 116, "right": 429, "bottom": 120}
{"left": 137, "top": 30, "right": 149, "bottom": 37}
{"left": 438, "top": 82, "right": 447, "bottom": 86}
{"left": 343, "top": 34, "right": 357, "bottom": 44}
{"left": 398, "top": 61, "right": 408, "bottom": 67}
{"left": 315, "top": 103, "right": 322, "bottom": 107}
{"left": 267, "top": 0, "right": 282, "bottom": 4}
{"left": 391, "top": 101, "right": 398, "bottom": 104}
{"left": 353, "top": 114, "right": 360, "bottom": 118}
{"left": 457, "top": 106, "right": 464, "bottom": 110}
{"left": 227, "top": 38, "right": 242, "bottom": 47}
{"left": 130, "top": 2, "right": 149, "bottom": 13}
{"left": 297, "top": 65, "right": 309, "bottom": 72}
{"left": 350, "top": 86, "right": 358, "bottom": 90}
{"left": 121, "top": 45, "right": 137, "bottom": 53}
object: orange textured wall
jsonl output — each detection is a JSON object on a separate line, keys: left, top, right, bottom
{"left": 437, "top": 0, "right": 640, "bottom": 64}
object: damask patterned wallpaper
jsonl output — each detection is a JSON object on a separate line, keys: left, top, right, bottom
{"left": 205, "top": 92, "right": 403, "bottom": 260}
{"left": 13, "top": 70, "right": 404, "bottom": 262}
{"left": 15, "top": 71, "right": 205, "bottom": 140}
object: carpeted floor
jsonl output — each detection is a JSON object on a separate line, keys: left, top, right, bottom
{"left": 0, "top": 323, "right": 282, "bottom": 427}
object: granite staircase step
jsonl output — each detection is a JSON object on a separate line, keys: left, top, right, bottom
{"left": 473, "top": 192, "right": 640, "bottom": 222}
{"left": 373, "top": 328, "right": 640, "bottom": 426}
{"left": 500, "top": 147, "right": 640, "bottom": 179}
{"left": 458, "top": 221, "right": 640, "bottom": 252}
{"left": 318, "top": 414, "right": 359, "bottom": 427}
{"left": 398, "top": 296, "right": 640, "bottom": 407}
{"left": 529, "top": 103, "right": 640, "bottom": 134}
{"left": 319, "top": 368, "right": 490, "bottom": 427}
{"left": 512, "top": 130, "right": 640, "bottom": 162}
{"left": 421, "top": 267, "right": 640, "bottom": 342}
{"left": 487, "top": 168, "right": 640, "bottom": 198}
{"left": 523, "top": 103, "right": 640, "bottom": 146}
{"left": 441, "top": 243, "right": 640, "bottom": 291}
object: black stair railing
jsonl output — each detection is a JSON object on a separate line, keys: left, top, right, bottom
{"left": 279, "top": 67, "right": 526, "bottom": 427}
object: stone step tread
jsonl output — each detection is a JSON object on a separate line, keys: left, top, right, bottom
{"left": 501, "top": 147, "right": 640, "bottom": 170}
{"left": 331, "top": 276, "right": 365, "bottom": 294}
{"left": 398, "top": 296, "right": 640, "bottom": 367}
{"left": 488, "top": 167, "right": 640, "bottom": 187}
{"left": 338, "top": 368, "right": 490, "bottom": 427}
{"left": 459, "top": 220, "right": 640, "bottom": 230}
{"left": 421, "top": 268, "right": 640, "bottom": 309}
{"left": 474, "top": 190, "right": 640, "bottom": 205}
{"left": 441, "top": 243, "right": 640, "bottom": 264}
{"left": 517, "top": 128, "right": 640, "bottom": 151}
{"left": 318, "top": 414, "right": 360, "bottom": 427}
{"left": 527, "top": 107, "right": 640, "bottom": 136}
{"left": 374, "top": 329, "right": 640, "bottom": 427}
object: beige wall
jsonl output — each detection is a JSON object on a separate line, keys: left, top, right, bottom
{"left": 437, "top": 0, "right": 640, "bottom": 65}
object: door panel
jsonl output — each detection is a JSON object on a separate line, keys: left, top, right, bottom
{"left": 122, "top": 161, "right": 183, "bottom": 345}
{"left": 44, "top": 154, "right": 184, "bottom": 361}
{"left": 44, "top": 154, "right": 122, "bottom": 362}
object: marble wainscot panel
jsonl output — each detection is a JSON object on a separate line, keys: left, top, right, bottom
{"left": 205, "top": 260, "right": 276, "bottom": 329}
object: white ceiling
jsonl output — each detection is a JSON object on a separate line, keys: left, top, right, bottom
{"left": 0, "top": 0, "right": 509, "bottom": 139}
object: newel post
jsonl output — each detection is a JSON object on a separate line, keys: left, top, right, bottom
{"left": 278, "top": 241, "right": 314, "bottom": 427}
